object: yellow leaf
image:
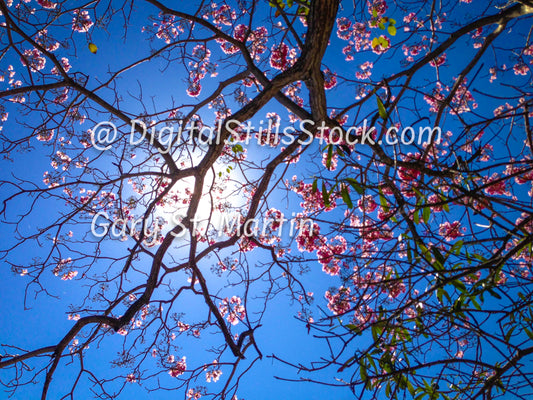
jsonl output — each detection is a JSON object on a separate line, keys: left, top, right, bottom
{"left": 88, "top": 43, "right": 98, "bottom": 54}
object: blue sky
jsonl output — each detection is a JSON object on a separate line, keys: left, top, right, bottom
{"left": 1, "top": 0, "right": 533, "bottom": 399}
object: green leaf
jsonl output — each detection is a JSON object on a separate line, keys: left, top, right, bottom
{"left": 423, "top": 207, "right": 430, "bottom": 223}
{"left": 451, "top": 240, "right": 464, "bottom": 256}
{"left": 451, "top": 279, "right": 467, "bottom": 293}
{"left": 232, "top": 144, "right": 243, "bottom": 153}
{"left": 504, "top": 326, "right": 516, "bottom": 342}
{"left": 379, "top": 190, "right": 389, "bottom": 213}
{"left": 407, "top": 380, "right": 416, "bottom": 396}
{"left": 494, "top": 378, "right": 506, "bottom": 393}
{"left": 326, "top": 144, "right": 333, "bottom": 169}
{"left": 413, "top": 209, "right": 420, "bottom": 225}
{"left": 337, "top": 355, "right": 355, "bottom": 372}
{"left": 345, "top": 323, "right": 361, "bottom": 333}
{"left": 389, "top": 18, "right": 397, "bottom": 25}
{"left": 412, "top": 186, "right": 424, "bottom": 198}
{"left": 385, "top": 382, "right": 391, "bottom": 396}
{"left": 398, "top": 374, "right": 408, "bottom": 390}
{"left": 345, "top": 178, "right": 364, "bottom": 195}
{"left": 378, "top": 22, "right": 385, "bottom": 30}
{"left": 371, "top": 323, "right": 383, "bottom": 341}
{"left": 312, "top": 178, "right": 318, "bottom": 193}
{"left": 431, "top": 247, "right": 445, "bottom": 267}
{"left": 470, "top": 296, "right": 481, "bottom": 310}
{"left": 419, "top": 243, "right": 430, "bottom": 261}
{"left": 376, "top": 96, "right": 388, "bottom": 120}
{"left": 360, "top": 361, "right": 368, "bottom": 381}
{"left": 488, "top": 288, "right": 502, "bottom": 300}
{"left": 525, "top": 327, "right": 533, "bottom": 340}
{"left": 388, "top": 25, "right": 397, "bottom": 36}
{"left": 322, "top": 181, "right": 330, "bottom": 207}
{"left": 436, "top": 288, "right": 444, "bottom": 304}
{"left": 341, "top": 185, "right": 353, "bottom": 208}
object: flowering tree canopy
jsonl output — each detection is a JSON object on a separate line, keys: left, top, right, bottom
{"left": 1, "top": 0, "right": 533, "bottom": 399}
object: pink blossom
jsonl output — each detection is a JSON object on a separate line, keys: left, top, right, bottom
{"left": 296, "top": 221, "right": 322, "bottom": 252}
{"left": 168, "top": 357, "right": 187, "bottom": 377}
{"left": 37, "top": 0, "right": 56, "bottom": 9}
{"left": 205, "top": 4, "right": 236, "bottom": 26}
{"left": 429, "top": 53, "right": 446, "bottom": 67}
{"left": 404, "top": 13, "right": 416, "bottom": 24}
{"left": 427, "top": 194, "right": 444, "bottom": 212}
{"left": 72, "top": 10, "right": 93, "bottom": 33}
{"left": 117, "top": 327, "right": 128, "bottom": 336}
{"left": 325, "top": 287, "right": 351, "bottom": 315}
{"left": 218, "top": 296, "right": 246, "bottom": 325}
{"left": 152, "top": 14, "right": 182, "bottom": 43}
{"left": 61, "top": 270, "right": 78, "bottom": 280}
{"left": 20, "top": 49, "right": 46, "bottom": 72}
{"left": 187, "top": 389, "right": 203, "bottom": 399}
{"left": 484, "top": 173, "right": 509, "bottom": 196}
{"left": 323, "top": 68, "right": 337, "bottom": 90}
{"left": 37, "top": 129, "right": 54, "bottom": 142}
{"left": 358, "top": 195, "right": 378, "bottom": 213}
{"left": 336, "top": 17, "right": 352, "bottom": 40}
{"left": 367, "top": 0, "right": 387, "bottom": 17}
{"left": 439, "top": 221, "right": 463, "bottom": 241}
{"left": 205, "top": 362, "right": 223, "bottom": 382}
{"left": 293, "top": 181, "right": 336, "bottom": 213}
{"left": 51, "top": 57, "right": 71, "bottom": 74}
{"left": 270, "top": 43, "right": 291, "bottom": 70}
{"left": 513, "top": 63, "right": 529, "bottom": 76}
{"left": 397, "top": 153, "right": 422, "bottom": 182}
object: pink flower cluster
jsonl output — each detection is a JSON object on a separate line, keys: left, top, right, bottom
{"left": 336, "top": 18, "right": 371, "bottom": 60}
{"left": 51, "top": 57, "right": 72, "bottom": 75}
{"left": 439, "top": 221, "right": 463, "bottom": 241}
{"left": 205, "top": 360, "right": 223, "bottom": 382}
{"left": 152, "top": 14, "right": 183, "bottom": 44}
{"left": 20, "top": 49, "right": 46, "bottom": 72}
{"left": 168, "top": 356, "right": 187, "bottom": 377}
{"left": 187, "top": 44, "right": 216, "bottom": 97}
{"left": 317, "top": 236, "right": 347, "bottom": 276}
{"left": 204, "top": 3, "right": 236, "bottom": 26}
{"left": 295, "top": 221, "right": 322, "bottom": 253}
{"left": 218, "top": 296, "right": 246, "bottom": 325}
{"left": 218, "top": 25, "right": 268, "bottom": 59}
{"left": 325, "top": 286, "right": 351, "bottom": 315}
{"left": 424, "top": 80, "right": 477, "bottom": 114}
{"left": 270, "top": 43, "right": 296, "bottom": 71}
{"left": 293, "top": 181, "right": 337, "bottom": 213}
{"left": 72, "top": 10, "right": 93, "bottom": 33}
{"left": 356, "top": 61, "right": 373, "bottom": 80}
{"left": 37, "top": 0, "right": 56, "bottom": 9}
